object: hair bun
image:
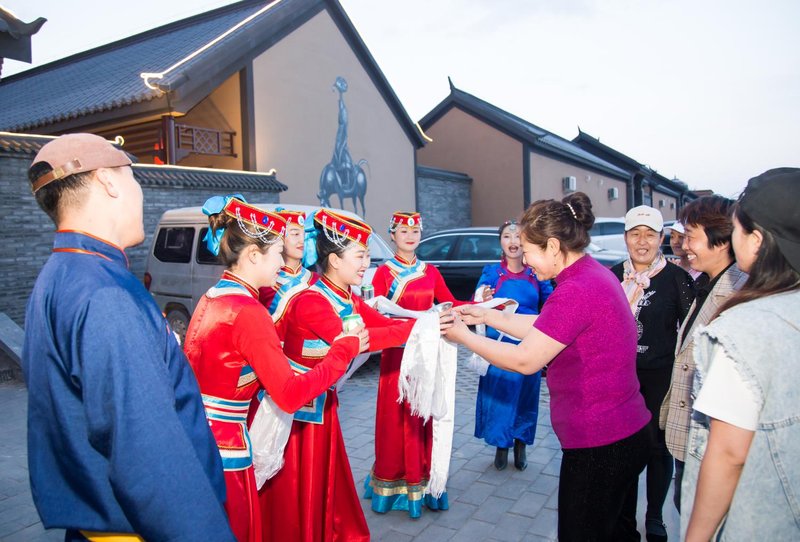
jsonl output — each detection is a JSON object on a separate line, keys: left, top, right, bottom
{"left": 208, "top": 212, "right": 234, "bottom": 232}
{"left": 562, "top": 192, "right": 595, "bottom": 231}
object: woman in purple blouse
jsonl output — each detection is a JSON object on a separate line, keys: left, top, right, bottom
{"left": 445, "top": 192, "right": 652, "bottom": 542}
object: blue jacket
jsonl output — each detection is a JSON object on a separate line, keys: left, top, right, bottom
{"left": 23, "top": 231, "right": 235, "bottom": 540}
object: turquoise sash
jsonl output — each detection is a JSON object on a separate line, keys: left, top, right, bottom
{"left": 269, "top": 267, "right": 313, "bottom": 321}
{"left": 386, "top": 257, "right": 427, "bottom": 302}
{"left": 291, "top": 280, "right": 354, "bottom": 424}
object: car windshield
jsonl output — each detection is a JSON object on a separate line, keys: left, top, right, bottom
{"left": 368, "top": 235, "right": 393, "bottom": 262}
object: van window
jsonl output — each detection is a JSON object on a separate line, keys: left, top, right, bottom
{"left": 197, "top": 228, "right": 220, "bottom": 265}
{"left": 153, "top": 227, "right": 195, "bottom": 263}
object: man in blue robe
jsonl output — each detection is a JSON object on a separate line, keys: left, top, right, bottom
{"left": 23, "top": 134, "right": 235, "bottom": 541}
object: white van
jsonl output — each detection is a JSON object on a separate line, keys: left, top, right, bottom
{"left": 144, "top": 204, "right": 393, "bottom": 341}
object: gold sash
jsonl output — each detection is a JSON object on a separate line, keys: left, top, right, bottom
{"left": 80, "top": 532, "right": 144, "bottom": 542}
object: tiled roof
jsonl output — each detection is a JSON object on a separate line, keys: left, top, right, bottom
{"left": 0, "top": 1, "right": 267, "bottom": 131}
{"left": 0, "top": 131, "right": 286, "bottom": 192}
{"left": 0, "top": 0, "right": 425, "bottom": 147}
{"left": 573, "top": 130, "right": 690, "bottom": 195}
{"left": 0, "top": 132, "right": 53, "bottom": 154}
{"left": 420, "top": 84, "right": 629, "bottom": 179}
{"left": 133, "top": 164, "right": 286, "bottom": 192}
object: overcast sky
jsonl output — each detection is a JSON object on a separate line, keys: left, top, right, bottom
{"left": 3, "top": 0, "right": 798, "bottom": 197}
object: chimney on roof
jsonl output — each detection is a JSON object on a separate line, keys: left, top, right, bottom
{"left": 0, "top": 7, "right": 47, "bottom": 79}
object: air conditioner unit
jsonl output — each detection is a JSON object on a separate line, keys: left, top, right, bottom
{"left": 607, "top": 187, "right": 619, "bottom": 201}
{"left": 562, "top": 176, "right": 577, "bottom": 193}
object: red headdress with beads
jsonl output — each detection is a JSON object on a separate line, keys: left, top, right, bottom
{"left": 275, "top": 208, "right": 306, "bottom": 228}
{"left": 223, "top": 198, "right": 287, "bottom": 240}
{"left": 314, "top": 208, "right": 372, "bottom": 248}
{"left": 389, "top": 211, "right": 422, "bottom": 233}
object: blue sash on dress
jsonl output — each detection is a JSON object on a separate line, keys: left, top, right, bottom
{"left": 385, "top": 257, "right": 426, "bottom": 302}
{"left": 269, "top": 267, "right": 313, "bottom": 322}
{"left": 291, "top": 280, "right": 355, "bottom": 424}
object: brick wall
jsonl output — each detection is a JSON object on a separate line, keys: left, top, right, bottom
{"left": 0, "top": 151, "right": 279, "bottom": 326}
{"left": 416, "top": 165, "right": 472, "bottom": 234}
{"left": 0, "top": 152, "right": 54, "bottom": 327}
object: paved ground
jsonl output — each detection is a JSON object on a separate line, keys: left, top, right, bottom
{"left": 0, "top": 348, "right": 679, "bottom": 541}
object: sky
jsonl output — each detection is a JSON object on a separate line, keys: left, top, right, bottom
{"left": 3, "top": 0, "right": 798, "bottom": 197}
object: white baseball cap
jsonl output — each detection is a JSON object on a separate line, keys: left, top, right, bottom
{"left": 624, "top": 205, "right": 664, "bottom": 232}
{"left": 667, "top": 221, "right": 685, "bottom": 234}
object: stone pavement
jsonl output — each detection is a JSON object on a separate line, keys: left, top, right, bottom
{"left": 0, "top": 348, "right": 679, "bottom": 541}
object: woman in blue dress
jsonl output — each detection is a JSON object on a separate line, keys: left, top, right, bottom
{"left": 474, "top": 220, "right": 553, "bottom": 470}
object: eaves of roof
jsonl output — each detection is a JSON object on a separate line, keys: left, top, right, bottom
{"left": 0, "top": 131, "right": 54, "bottom": 154}
{"left": 416, "top": 164, "right": 471, "bottom": 183}
{"left": 0, "top": 131, "right": 286, "bottom": 192}
{"left": 0, "top": 0, "right": 425, "bottom": 148}
{"left": 133, "top": 164, "right": 287, "bottom": 192}
{"left": 419, "top": 85, "right": 628, "bottom": 180}
{"left": 572, "top": 130, "right": 644, "bottom": 173}
{"left": 573, "top": 130, "right": 691, "bottom": 197}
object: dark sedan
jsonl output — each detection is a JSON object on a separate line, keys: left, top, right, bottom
{"left": 417, "top": 227, "right": 627, "bottom": 300}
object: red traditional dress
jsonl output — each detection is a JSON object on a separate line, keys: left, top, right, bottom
{"left": 185, "top": 271, "right": 359, "bottom": 542}
{"left": 364, "top": 254, "right": 467, "bottom": 517}
{"left": 258, "top": 264, "right": 318, "bottom": 339}
{"left": 260, "top": 275, "right": 414, "bottom": 542}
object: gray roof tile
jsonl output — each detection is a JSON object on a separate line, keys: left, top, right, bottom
{"left": 420, "top": 85, "right": 629, "bottom": 179}
{"left": 0, "top": 131, "right": 286, "bottom": 192}
{"left": 0, "top": 2, "right": 266, "bottom": 131}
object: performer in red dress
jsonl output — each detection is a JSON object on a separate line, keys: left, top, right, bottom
{"left": 184, "top": 198, "right": 364, "bottom": 542}
{"left": 363, "top": 212, "right": 469, "bottom": 518}
{"left": 257, "top": 208, "right": 318, "bottom": 337}
{"left": 260, "top": 209, "right": 417, "bottom": 542}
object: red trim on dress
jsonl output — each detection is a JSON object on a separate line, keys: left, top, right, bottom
{"left": 52, "top": 248, "right": 112, "bottom": 261}
{"left": 318, "top": 275, "right": 352, "bottom": 301}
{"left": 221, "top": 270, "right": 259, "bottom": 299}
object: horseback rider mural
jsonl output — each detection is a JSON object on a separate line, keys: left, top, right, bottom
{"left": 318, "top": 76, "right": 369, "bottom": 216}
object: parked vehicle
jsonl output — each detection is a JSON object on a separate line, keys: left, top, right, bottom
{"left": 416, "top": 227, "right": 627, "bottom": 300}
{"left": 589, "top": 217, "right": 627, "bottom": 252}
{"left": 145, "top": 204, "right": 393, "bottom": 342}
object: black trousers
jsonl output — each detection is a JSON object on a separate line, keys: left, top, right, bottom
{"left": 558, "top": 424, "right": 652, "bottom": 542}
{"left": 624, "top": 367, "right": 675, "bottom": 525}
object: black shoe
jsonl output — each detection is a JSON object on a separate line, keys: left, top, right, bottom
{"left": 494, "top": 447, "right": 508, "bottom": 470}
{"left": 513, "top": 440, "right": 527, "bottom": 471}
{"left": 645, "top": 518, "right": 667, "bottom": 542}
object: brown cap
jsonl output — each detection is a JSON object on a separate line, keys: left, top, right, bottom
{"left": 30, "top": 133, "right": 132, "bottom": 193}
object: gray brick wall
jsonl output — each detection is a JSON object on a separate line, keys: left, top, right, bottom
{"left": 0, "top": 152, "right": 54, "bottom": 327}
{"left": 416, "top": 165, "right": 472, "bottom": 234}
{"left": 0, "top": 151, "right": 279, "bottom": 327}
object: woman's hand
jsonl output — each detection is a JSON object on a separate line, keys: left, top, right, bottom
{"left": 480, "top": 286, "right": 495, "bottom": 302}
{"left": 443, "top": 311, "right": 471, "bottom": 343}
{"left": 335, "top": 325, "right": 370, "bottom": 353}
{"left": 454, "top": 305, "right": 489, "bottom": 325}
{"left": 438, "top": 310, "right": 456, "bottom": 336}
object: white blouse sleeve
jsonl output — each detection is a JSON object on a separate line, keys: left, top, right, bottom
{"left": 693, "top": 345, "right": 760, "bottom": 431}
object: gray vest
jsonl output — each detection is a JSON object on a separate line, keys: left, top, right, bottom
{"left": 680, "top": 289, "right": 800, "bottom": 540}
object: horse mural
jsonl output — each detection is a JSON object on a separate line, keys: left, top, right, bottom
{"left": 317, "top": 76, "right": 368, "bottom": 216}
